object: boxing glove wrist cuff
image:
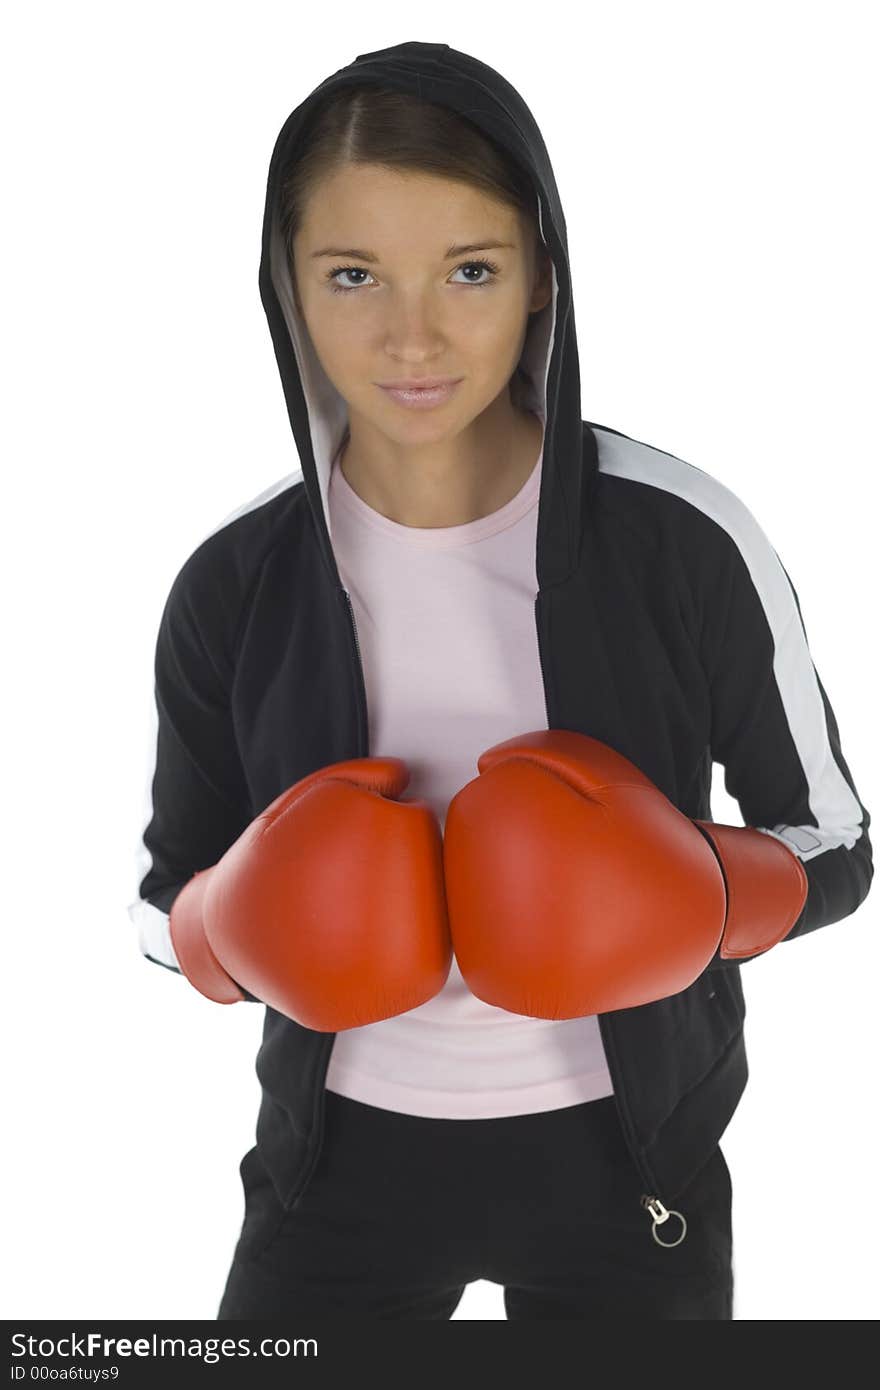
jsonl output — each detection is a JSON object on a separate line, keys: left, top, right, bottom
{"left": 169, "top": 867, "right": 248, "bottom": 1005}
{"left": 692, "top": 820, "right": 808, "bottom": 961}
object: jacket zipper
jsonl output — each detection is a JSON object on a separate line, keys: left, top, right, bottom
{"left": 342, "top": 587, "right": 370, "bottom": 752}
{"left": 534, "top": 588, "right": 687, "bottom": 1249}
{"left": 297, "top": 586, "right": 369, "bottom": 1208}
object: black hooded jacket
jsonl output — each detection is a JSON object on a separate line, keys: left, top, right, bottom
{"left": 128, "top": 41, "right": 873, "bottom": 1238}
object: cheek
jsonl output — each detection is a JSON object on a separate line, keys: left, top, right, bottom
{"left": 467, "top": 307, "right": 529, "bottom": 375}
{"left": 309, "top": 315, "right": 366, "bottom": 377}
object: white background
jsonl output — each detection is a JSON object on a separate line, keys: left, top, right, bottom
{"left": 3, "top": 0, "right": 877, "bottom": 1322}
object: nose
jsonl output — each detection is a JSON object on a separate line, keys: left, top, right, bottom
{"left": 380, "top": 291, "right": 450, "bottom": 358}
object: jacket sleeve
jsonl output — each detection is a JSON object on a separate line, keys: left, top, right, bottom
{"left": 698, "top": 494, "right": 873, "bottom": 972}
{"left": 126, "top": 543, "right": 257, "bottom": 989}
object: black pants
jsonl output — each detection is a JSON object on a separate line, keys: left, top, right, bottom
{"left": 217, "top": 1088, "right": 733, "bottom": 1319}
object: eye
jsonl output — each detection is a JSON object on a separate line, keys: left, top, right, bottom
{"left": 324, "top": 258, "right": 501, "bottom": 294}
{"left": 450, "top": 258, "right": 500, "bottom": 287}
{"left": 326, "top": 265, "right": 374, "bottom": 293}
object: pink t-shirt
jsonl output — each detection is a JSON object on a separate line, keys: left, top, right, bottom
{"left": 324, "top": 423, "right": 615, "bottom": 1118}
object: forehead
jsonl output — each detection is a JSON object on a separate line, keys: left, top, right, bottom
{"left": 298, "top": 164, "right": 524, "bottom": 246}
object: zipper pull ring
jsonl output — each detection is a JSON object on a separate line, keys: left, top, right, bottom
{"left": 641, "top": 1194, "right": 688, "bottom": 1248}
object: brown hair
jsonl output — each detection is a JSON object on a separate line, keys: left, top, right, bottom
{"left": 277, "top": 84, "right": 550, "bottom": 405}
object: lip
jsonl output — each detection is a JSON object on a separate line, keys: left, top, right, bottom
{"left": 378, "top": 377, "right": 461, "bottom": 389}
{"left": 377, "top": 378, "right": 463, "bottom": 410}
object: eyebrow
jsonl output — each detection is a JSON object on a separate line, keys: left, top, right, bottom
{"left": 309, "top": 240, "right": 516, "bottom": 262}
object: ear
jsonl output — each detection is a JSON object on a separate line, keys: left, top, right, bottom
{"left": 529, "top": 249, "right": 554, "bottom": 313}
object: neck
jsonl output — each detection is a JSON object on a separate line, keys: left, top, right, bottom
{"left": 338, "top": 396, "right": 543, "bottom": 528}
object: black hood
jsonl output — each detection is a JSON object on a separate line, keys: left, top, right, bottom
{"left": 257, "top": 39, "right": 596, "bottom": 591}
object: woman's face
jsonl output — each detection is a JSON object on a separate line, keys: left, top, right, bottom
{"left": 291, "top": 163, "right": 552, "bottom": 441}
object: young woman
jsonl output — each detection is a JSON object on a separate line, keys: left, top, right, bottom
{"left": 128, "top": 41, "right": 873, "bottom": 1320}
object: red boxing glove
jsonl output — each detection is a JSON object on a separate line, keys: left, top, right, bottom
{"left": 170, "top": 757, "right": 452, "bottom": 1031}
{"left": 690, "top": 818, "right": 807, "bottom": 962}
{"left": 443, "top": 730, "right": 807, "bottom": 1018}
